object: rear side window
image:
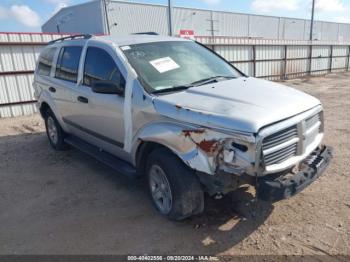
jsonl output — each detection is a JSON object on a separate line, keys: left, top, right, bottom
{"left": 37, "top": 48, "right": 56, "bottom": 76}
{"left": 83, "top": 47, "right": 125, "bottom": 88}
{"left": 55, "top": 46, "right": 82, "bottom": 83}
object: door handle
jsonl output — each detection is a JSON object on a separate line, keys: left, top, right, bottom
{"left": 49, "top": 87, "right": 56, "bottom": 93}
{"left": 77, "top": 96, "right": 89, "bottom": 104}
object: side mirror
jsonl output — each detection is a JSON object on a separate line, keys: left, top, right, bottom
{"left": 91, "top": 80, "right": 124, "bottom": 96}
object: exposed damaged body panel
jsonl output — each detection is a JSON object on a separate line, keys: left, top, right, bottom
{"left": 133, "top": 122, "right": 254, "bottom": 175}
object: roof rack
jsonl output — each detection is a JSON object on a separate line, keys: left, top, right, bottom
{"left": 132, "top": 32, "right": 159, "bottom": 36}
{"left": 48, "top": 34, "right": 93, "bottom": 45}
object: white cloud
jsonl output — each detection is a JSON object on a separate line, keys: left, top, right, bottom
{"left": 335, "top": 16, "right": 350, "bottom": 23}
{"left": 252, "top": 0, "right": 300, "bottom": 12}
{"left": 201, "top": 0, "right": 221, "bottom": 5}
{"left": 45, "top": 0, "right": 70, "bottom": 4}
{"left": 0, "top": 4, "right": 41, "bottom": 27}
{"left": 0, "top": 1, "right": 68, "bottom": 28}
{"left": 252, "top": 0, "right": 348, "bottom": 13}
{"left": 10, "top": 5, "right": 41, "bottom": 27}
{"left": 315, "top": 0, "right": 345, "bottom": 12}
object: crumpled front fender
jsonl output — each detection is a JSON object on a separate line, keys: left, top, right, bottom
{"left": 132, "top": 122, "right": 226, "bottom": 175}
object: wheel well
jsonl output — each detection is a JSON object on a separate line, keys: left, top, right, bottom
{"left": 136, "top": 141, "right": 168, "bottom": 175}
{"left": 39, "top": 102, "right": 50, "bottom": 118}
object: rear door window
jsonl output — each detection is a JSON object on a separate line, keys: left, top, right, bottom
{"left": 83, "top": 47, "right": 125, "bottom": 88}
{"left": 55, "top": 46, "right": 82, "bottom": 83}
{"left": 37, "top": 47, "right": 57, "bottom": 76}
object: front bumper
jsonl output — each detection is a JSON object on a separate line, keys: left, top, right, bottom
{"left": 257, "top": 145, "right": 333, "bottom": 201}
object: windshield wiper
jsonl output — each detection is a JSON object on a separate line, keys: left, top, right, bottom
{"left": 152, "top": 75, "right": 235, "bottom": 94}
{"left": 152, "top": 84, "right": 193, "bottom": 94}
{"left": 190, "top": 75, "right": 236, "bottom": 87}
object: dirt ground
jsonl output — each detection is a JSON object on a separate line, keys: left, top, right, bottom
{"left": 0, "top": 72, "right": 349, "bottom": 256}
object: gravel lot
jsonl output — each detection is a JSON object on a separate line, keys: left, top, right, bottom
{"left": 0, "top": 72, "right": 349, "bottom": 256}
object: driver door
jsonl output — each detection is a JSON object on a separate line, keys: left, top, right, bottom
{"left": 64, "top": 45, "right": 127, "bottom": 156}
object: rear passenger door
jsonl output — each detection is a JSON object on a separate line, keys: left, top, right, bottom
{"left": 64, "top": 44, "right": 127, "bottom": 156}
{"left": 35, "top": 47, "right": 58, "bottom": 108}
{"left": 50, "top": 45, "right": 83, "bottom": 124}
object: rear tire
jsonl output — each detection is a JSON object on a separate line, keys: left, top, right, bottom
{"left": 146, "top": 148, "right": 204, "bottom": 220}
{"left": 44, "top": 109, "right": 68, "bottom": 151}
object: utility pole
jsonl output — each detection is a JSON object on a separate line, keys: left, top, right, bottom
{"left": 167, "top": 0, "right": 173, "bottom": 36}
{"left": 103, "top": 0, "right": 111, "bottom": 35}
{"left": 310, "top": 0, "right": 316, "bottom": 41}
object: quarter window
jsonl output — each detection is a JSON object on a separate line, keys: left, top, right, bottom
{"left": 55, "top": 46, "right": 82, "bottom": 83}
{"left": 37, "top": 48, "right": 56, "bottom": 76}
{"left": 83, "top": 47, "right": 125, "bottom": 88}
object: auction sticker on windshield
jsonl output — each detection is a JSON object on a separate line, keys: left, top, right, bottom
{"left": 149, "top": 57, "right": 180, "bottom": 73}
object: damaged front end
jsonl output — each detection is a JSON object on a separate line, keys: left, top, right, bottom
{"left": 134, "top": 121, "right": 258, "bottom": 196}
{"left": 180, "top": 128, "right": 259, "bottom": 196}
{"left": 134, "top": 96, "right": 333, "bottom": 200}
{"left": 137, "top": 121, "right": 333, "bottom": 200}
{"left": 181, "top": 128, "right": 256, "bottom": 175}
{"left": 257, "top": 146, "right": 333, "bottom": 201}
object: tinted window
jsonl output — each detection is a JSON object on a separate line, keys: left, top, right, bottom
{"left": 55, "top": 46, "right": 82, "bottom": 83}
{"left": 37, "top": 48, "right": 56, "bottom": 76}
{"left": 83, "top": 47, "right": 125, "bottom": 88}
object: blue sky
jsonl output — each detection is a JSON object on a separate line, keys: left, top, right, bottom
{"left": 0, "top": 0, "right": 350, "bottom": 32}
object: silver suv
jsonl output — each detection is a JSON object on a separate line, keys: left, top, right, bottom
{"left": 33, "top": 34, "right": 332, "bottom": 220}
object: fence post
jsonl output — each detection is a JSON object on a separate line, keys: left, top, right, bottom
{"left": 329, "top": 45, "right": 333, "bottom": 74}
{"left": 308, "top": 44, "right": 313, "bottom": 76}
{"left": 283, "top": 45, "right": 288, "bottom": 80}
{"left": 253, "top": 45, "right": 256, "bottom": 77}
{"left": 347, "top": 46, "right": 350, "bottom": 71}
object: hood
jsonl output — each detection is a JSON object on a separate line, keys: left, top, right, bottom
{"left": 152, "top": 77, "right": 321, "bottom": 133}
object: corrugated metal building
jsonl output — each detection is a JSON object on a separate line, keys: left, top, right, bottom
{"left": 0, "top": 32, "right": 69, "bottom": 118}
{"left": 42, "top": 0, "right": 350, "bottom": 41}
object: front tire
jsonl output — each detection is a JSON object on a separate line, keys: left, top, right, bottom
{"left": 146, "top": 148, "right": 204, "bottom": 220}
{"left": 44, "top": 109, "right": 67, "bottom": 151}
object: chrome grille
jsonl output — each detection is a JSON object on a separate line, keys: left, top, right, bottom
{"left": 306, "top": 113, "right": 320, "bottom": 130}
{"left": 262, "top": 111, "right": 322, "bottom": 167}
{"left": 305, "top": 113, "right": 322, "bottom": 148}
{"left": 263, "top": 125, "right": 298, "bottom": 150}
{"left": 305, "top": 127, "right": 319, "bottom": 147}
{"left": 264, "top": 143, "right": 298, "bottom": 165}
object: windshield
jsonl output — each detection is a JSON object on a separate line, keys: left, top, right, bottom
{"left": 121, "top": 41, "right": 242, "bottom": 93}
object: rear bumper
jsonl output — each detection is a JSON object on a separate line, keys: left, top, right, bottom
{"left": 257, "top": 145, "right": 333, "bottom": 201}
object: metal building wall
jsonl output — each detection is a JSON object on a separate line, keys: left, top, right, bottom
{"left": 0, "top": 33, "right": 68, "bottom": 118}
{"left": 278, "top": 18, "right": 305, "bottom": 40}
{"left": 41, "top": 0, "right": 350, "bottom": 41}
{"left": 104, "top": 1, "right": 350, "bottom": 41}
{"left": 41, "top": 1, "right": 104, "bottom": 34}
{"left": 212, "top": 12, "right": 249, "bottom": 37}
{"left": 107, "top": 1, "right": 169, "bottom": 35}
{"left": 249, "top": 15, "right": 280, "bottom": 39}
{"left": 339, "top": 24, "right": 350, "bottom": 42}
{"left": 173, "top": 7, "right": 212, "bottom": 37}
